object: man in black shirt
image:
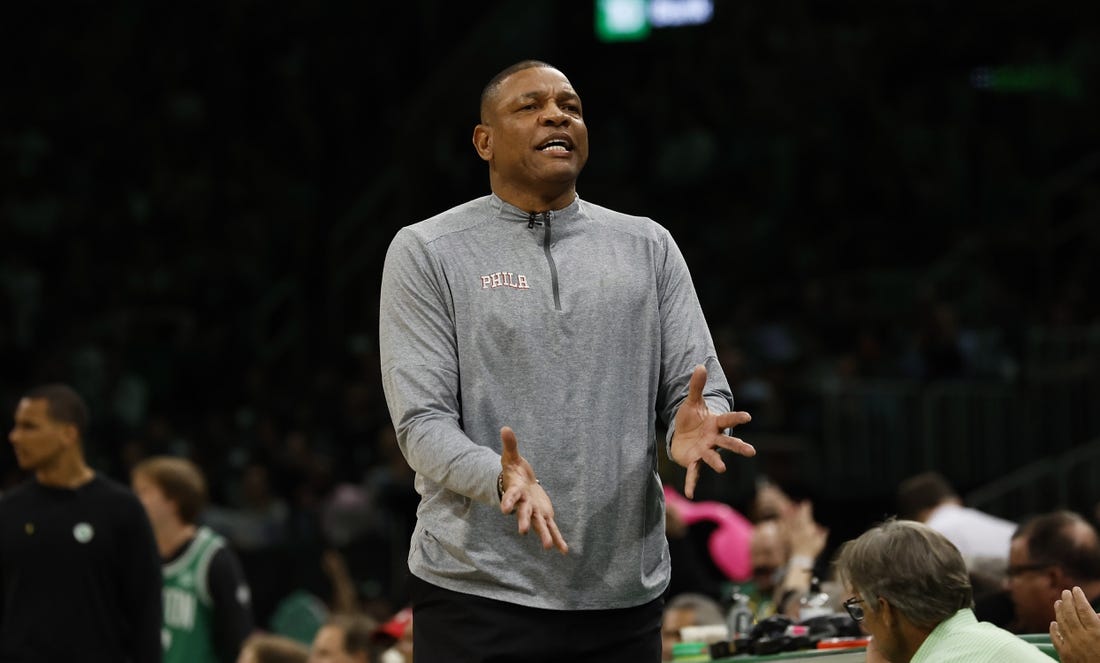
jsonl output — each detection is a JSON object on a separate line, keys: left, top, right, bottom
{"left": 0, "top": 383, "right": 162, "bottom": 662}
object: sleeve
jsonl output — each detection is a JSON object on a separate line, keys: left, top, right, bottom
{"left": 205, "top": 546, "right": 254, "bottom": 663}
{"left": 652, "top": 226, "right": 734, "bottom": 455}
{"left": 120, "top": 495, "right": 164, "bottom": 663}
{"left": 378, "top": 228, "right": 502, "bottom": 505}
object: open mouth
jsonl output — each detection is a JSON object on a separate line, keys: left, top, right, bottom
{"left": 537, "top": 138, "right": 573, "bottom": 152}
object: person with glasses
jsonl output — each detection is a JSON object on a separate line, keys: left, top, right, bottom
{"left": 1006, "top": 510, "right": 1100, "bottom": 635}
{"left": 835, "top": 518, "right": 1049, "bottom": 662}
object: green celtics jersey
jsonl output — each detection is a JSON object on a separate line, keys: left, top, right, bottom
{"left": 162, "top": 526, "right": 226, "bottom": 663}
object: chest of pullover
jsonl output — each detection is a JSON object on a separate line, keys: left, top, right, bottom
{"left": 379, "top": 194, "right": 732, "bottom": 610}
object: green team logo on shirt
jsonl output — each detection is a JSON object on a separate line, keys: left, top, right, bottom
{"left": 72, "top": 522, "right": 94, "bottom": 543}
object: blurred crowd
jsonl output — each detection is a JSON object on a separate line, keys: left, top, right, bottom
{"left": 2, "top": 1, "right": 1099, "bottom": 660}
{"left": 660, "top": 473, "right": 1100, "bottom": 660}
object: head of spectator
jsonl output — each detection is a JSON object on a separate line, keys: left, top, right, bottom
{"left": 309, "top": 612, "right": 379, "bottom": 663}
{"left": 750, "top": 519, "right": 787, "bottom": 596}
{"left": 131, "top": 456, "right": 207, "bottom": 530}
{"left": 834, "top": 518, "right": 973, "bottom": 663}
{"left": 371, "top": 607, "right": 412, "bottom": 663}
{"left": 897, "top": 470, "right": 1016, "bottom": 587}
{"left": 8, "top": 383, "right": 90, "bottom": 481}
{"left": 1007, "top": 510, "right": 1100, "bottom": 633}
{"left": 750, "top": 477, "right": 795, "bottom": 522}
{"left": 896, "top": 471, "right": 959, "bottom": 522}
{"left": 660, "top": 592, "right": 725, "bottom": 661}
{"left": 237, "top": 633, "right": 310, "bottom": 663}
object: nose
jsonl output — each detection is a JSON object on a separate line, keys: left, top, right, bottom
{"left": 540, "top": 103, "right": 570, "bottom": 125}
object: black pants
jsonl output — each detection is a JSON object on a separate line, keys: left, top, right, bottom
{"left": 409, "top": 575, "right": 663, "bottom": 663}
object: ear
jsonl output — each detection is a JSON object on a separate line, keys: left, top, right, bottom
{"left": 58, "top": 422, "right": 80, "bottom": 448}
{"left": 877, "top": 597, "right": 895, "bottom": 627}
{"left": 472, "top": 123, "right": 493, "bottom": 162}
{"left": 1048, "top": 565, "right": 1068, "bottom": 589}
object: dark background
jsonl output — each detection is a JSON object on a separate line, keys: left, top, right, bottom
{"left": 2, "top": 0, "right": 1099, "bottom": 624}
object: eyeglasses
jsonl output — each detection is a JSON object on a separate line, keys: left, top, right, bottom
{"left": 843, "top": 597, "right": 865, "bottom": 622}
{"left": 1005, "top": 562, "right": 1055, "bottom": 578}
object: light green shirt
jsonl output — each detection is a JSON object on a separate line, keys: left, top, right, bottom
{"left": 911, "top": 609, "right": 1051, "bottom": 663}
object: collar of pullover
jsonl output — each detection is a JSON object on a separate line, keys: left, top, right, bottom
{"left": 488, "top": 193, "right": 584, "bottom": 229}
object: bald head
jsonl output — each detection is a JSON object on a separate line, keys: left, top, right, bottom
{"left": 1014, "top": 510, "right": 1100, "bottom": 582}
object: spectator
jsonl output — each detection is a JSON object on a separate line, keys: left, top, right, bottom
{"left": 743, "top": 499, "right": 829, "bottom": 620}
{"left": 1007, "top": 510, "right": 1100, "bottom": 634}
{"left": 836, "top": 518, "right": 1049, "bottom": 662}
{"left": 205, "top": 461, "right": 290, "bottom": 552}
{"left": 660, "top": 593, "right": 725, "bottom": 661}
{"left": 897, "top": 471, "right": 1016, "bottom": 570}
{"left": 132, "top": 455, "right": 255, "bottom": 663}
{"left": 371, "top": 607, "right": 412, "bottom": 663}
{"left": 308, "top": 611, "right": 380, "bottom": 663}
{"left": 238, "top": 633, "right": 309, "bottom": 663}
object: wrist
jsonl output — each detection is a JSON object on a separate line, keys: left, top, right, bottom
{"left": 497, "top": 471, "right": 505, "bottom": 502}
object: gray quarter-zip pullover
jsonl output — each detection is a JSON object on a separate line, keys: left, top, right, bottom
{"left": 379, "top": 193, "right": 733, "bottom": 610}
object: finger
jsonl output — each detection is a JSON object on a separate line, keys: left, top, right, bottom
{"left": 533, "top": 512, "right": 555, "bottom": 550}
{"left": 515, "top": 499, "right": 532, "bottom": 535}
{"left": 702, "top": 448, "right": 727, "bottom": 474}
{"left": 1071, "top": 586, "right": 1099, "bottom": 626}
{"left": 1050, "top": 622, "right": 1064, "bottom": 654}
{"left": 500, "top": 426, "right": 519, "bottom": 463}
{"left": 684, "top": 461, "right": 700, "bottom": 499}
{"left": 715, "top": 410, "right": 752, "bottom": 429}
{"left": 1053, "top": 590, "right": 1075, "bottom": 628}
{"left": 685, "top": 364, "right": 707, "bottom": 406}
{"left": 500, "top": 487, "right": 518, "bottom": 514}
{"left": 715, "top": 435, "right": 757, "bottom": 458}
{"left": 545, "top": 515, "right": 569, "bottom": 554}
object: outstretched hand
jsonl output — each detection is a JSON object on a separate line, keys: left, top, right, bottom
{"left": 499, "top": 426, "right": 569, "bottom": 554}
{"left": 669, "top": 364, "right": 755, "bottom": 499}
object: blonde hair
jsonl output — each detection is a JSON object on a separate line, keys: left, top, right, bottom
{"left": 132, "top": 456, "right": 208, "bottom": 524}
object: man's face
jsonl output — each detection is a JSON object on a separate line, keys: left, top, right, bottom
{"left": 8, "top": 398, "right": 69, "bottom": 472}
{"left": 1006, "top": 536, "right": 1060, "bottom": 632}
{"left": 751, "top": 521, "right": 786, "bottom": 593}
{"left": 661, "top": 607, "right": 697, "bottom": 661}
{"left": 475, "top": 66, "right": 589, "bottom": 194}
{"left": 309, "top": 625, "right": 360, "bottom": 663}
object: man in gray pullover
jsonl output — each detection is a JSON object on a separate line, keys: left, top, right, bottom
{"left": 378, "top": 59, "right": 755, "bottom": 662}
